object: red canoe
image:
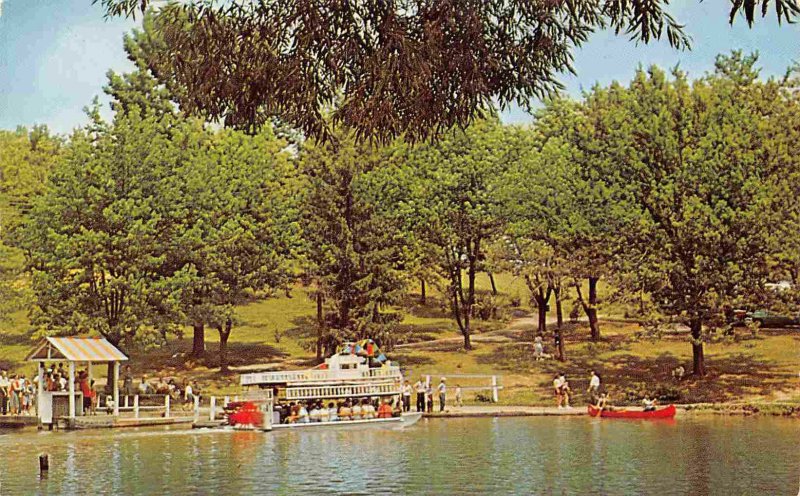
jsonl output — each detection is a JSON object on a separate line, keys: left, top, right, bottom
{"left": 588, "top": 404, "right": 676, "bottom": 419}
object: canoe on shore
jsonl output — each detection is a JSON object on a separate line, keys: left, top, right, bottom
{"left": 588, "top": 404, "right": 676, "bottom": 419}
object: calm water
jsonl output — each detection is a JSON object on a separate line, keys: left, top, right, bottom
{"left": 0, "top": 416, "right": 799, "bottom": 495}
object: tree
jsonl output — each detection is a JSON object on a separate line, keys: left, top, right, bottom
{"left": 19, "top": 107, "right": 197, "bottom": 348}
{"left": 300, "top": 132, "right": 408, "bottom": 356}
{"left": 0, "top": 127, "right": 61, "bottom": 321}
{"left": 405, "top": 118, "right": 509, "bottom": 350}
{"left": 97, "top": 1, "right": 797, "bottom": 140}
{"left": 584, "top": 54, "right": 788, "bottom": 376}
{"left": 195, "top": 128, "right": 298, "bottom": 373}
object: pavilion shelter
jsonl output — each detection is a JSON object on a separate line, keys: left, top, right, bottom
{"left": 26, "top": 336, "right": 128, "bottom": 424}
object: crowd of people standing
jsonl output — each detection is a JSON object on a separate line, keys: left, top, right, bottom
{"left": 0, "top": 370, "right": 36, "bottom": 415}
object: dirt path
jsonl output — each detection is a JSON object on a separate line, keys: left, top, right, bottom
{"left": 394, "top": 315, "right": 571, "bottom": 350}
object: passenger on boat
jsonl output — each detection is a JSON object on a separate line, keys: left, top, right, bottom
{"left": 339, "top": 401, "right": 353, "bottom": 421}
{"left": 362, "top": 398, "right": 376, "bottom": 419}
{"left": 286, "top": 402, "right": 300, "bottom": 423}
{"left": 377, "top": 400, "right": 393, "bottom": 419}
{"left": 642, "top": 396, "right": 657, "bottom": 412}
{"left": 298, "top": 402, "right": 310, "bottom": 423}
{"left": 352, "top": 399, "right": 363, "bottom": 420}
{"left": 392, "top": 399, "right": 403, "bottom": 417}
{"left": 594, "top": 392, "right": 613, "bottom": 411}
{"left": 310, "top": 403, "right": 322, "bottom": 422}
{"left": 328, "top": 402, "right": 338, "bottom": 421}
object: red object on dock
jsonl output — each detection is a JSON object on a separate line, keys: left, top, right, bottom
{"left": 588, "top": 404, "right": 676, "bottom": 419}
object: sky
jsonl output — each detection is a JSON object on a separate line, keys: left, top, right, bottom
{"left": 0, "top": 1, "right": 799, "bottom": 133}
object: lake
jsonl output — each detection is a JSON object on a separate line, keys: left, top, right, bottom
{"left": 0, "top": 416, "right": 798, "bottom": 495}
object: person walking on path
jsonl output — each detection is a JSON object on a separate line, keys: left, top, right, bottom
{"left": 414, "top": 378, "right": 426, "bottom": 412}
{"left": 437, "top": 378, "right": 447, "bottom": 412}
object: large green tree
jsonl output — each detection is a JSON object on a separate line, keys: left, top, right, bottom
{"left": 585, "top": 54, "right": 789, "bottom": 376}
{"left": 404, "top": 118, "right": 509, "bottom": 350}
{"left": 97, "top": 0, "right": 797, "bottom": 140}
{"left": 300, "top": 132, "right": 408, "bottom": 357}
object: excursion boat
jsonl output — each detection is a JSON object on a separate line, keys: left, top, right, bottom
{"left": 588, "top": 404, "right": 677, "bottom": 419}
{"left": 231, "top": 340, "right": 422, "bottom": 430}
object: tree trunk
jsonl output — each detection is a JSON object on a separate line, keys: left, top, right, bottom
{"left": 488, "top": 272, "right": 498, "bottom": 296}
{"left": 191, "top": 323, "right": 205, "bottom": 358}
{"left": 587, "top": 277, "right": 600, "bottom": 341}
{"left": 106, "top": 362, "right": 115, "bottom": 396}
{"left": 420, "top": 279, "right": 426, "bottom": 304}
{"left": 218, "top": 319, "right": 232, "bottom": 374}
{"left": 555, "top": 284, "right": 563, "bottom": 329}
{"left": 316, "top": 291, "right": 324, "bottom": 362}
{"left": 576, "top": 277, "right": 602, "bottom": 342}
{"left": 554, "top": 327, "right": 565, "bottom": 361}
{"left": 534, "top": 287, "right": 551, "bottom": 335}
{"left": 690, "top": 317, "right": 706, "bottom": 376}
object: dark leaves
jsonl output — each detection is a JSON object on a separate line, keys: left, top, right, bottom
{"left": 97, "top": 0, "right": 796, "bottom": 141}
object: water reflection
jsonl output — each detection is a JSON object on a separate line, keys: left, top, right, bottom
{"left": 0, "top": 417, "right": 798, "bottom": 495}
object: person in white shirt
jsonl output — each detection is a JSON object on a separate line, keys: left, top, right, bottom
{"left": 0, "top": 371, "right": 9, "bottom": 415}
{"left": 402, "top": 381, "right": 412, "bottom": 412}
{"left": 553, "top": 374, "right": 563, "bottom": 408}
{"left": 587, "top": 371, "right": 601, "bottom": 401}
{"left": 414, "top": 379, "right": 426, "bottom": 412}
{"left": 309, "top": 404, "right": 321, "bottom": 422}
{"left": 298, "top": 403, "right": 310, "bottom": 423}
{"left": 437, "top": 378, "right": 447, "bottom": 412}
{"left": 361, "top": 399, "right": 376, "bottom": 419}
{"left": 352, "top": 400, "right": 363, "bottom": 420}
{"left": 327, "top": 402, "right": 338, "bottom": 421}
{"left": 319, "top": 403, "right": 330, "bottom": 422}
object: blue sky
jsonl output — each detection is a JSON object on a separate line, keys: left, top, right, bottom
{"left": 1, "top": 0, "right": 798, "bottom": 133}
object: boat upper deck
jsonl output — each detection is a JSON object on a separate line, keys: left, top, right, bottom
{"left": 241, "top": 365, "right": 402, "bottom": 387}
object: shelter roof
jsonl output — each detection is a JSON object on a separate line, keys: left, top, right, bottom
{"left": 26, "top": 336, "right": 128, "bottom": 363}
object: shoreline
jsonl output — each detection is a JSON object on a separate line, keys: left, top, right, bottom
{"left": 423, "top": 402, "right": 800, "bottom": 418}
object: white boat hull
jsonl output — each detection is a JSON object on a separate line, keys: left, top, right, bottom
{"left": 271, "top": 412, "right": 422, "bottom": 430}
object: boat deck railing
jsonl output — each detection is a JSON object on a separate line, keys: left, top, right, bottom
{"left": 284, "top": 382, "right": 400, "bottom": 401}
{"left": 241, "top": 366, "right": 402, "bottom": 386}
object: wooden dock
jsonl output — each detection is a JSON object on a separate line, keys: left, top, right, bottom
{"left": 0, "top": 415, "right": 39, "bottom": 429}
{"left": 423, "top": 405, "right": 588, "bottom": 418}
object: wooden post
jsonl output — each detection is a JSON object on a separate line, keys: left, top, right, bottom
{"left": 37, "top": 363, "right": 44, "bottom": 419}
{"left": 113, "top": 362, "right": 120, "bottom": 416}
{"left": 492, "top": 376, "right": 499, "bottom": 403}
{"left": 68, "top": 362, "right": 76, "bottom": 420}
{"left": 133, "top": 395, "right": 139, "bottom": 419}
{"left": 209, "top": 396, "right": 216, "bottom": 421}
{"left": 165, "top": 395, "right": 170, "bottom": 418}
{"left": 223, "top": 396, "right": 229, "bottom": 407}
{"left": 193, "top": 395, "right": 200, "bottom": 422}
